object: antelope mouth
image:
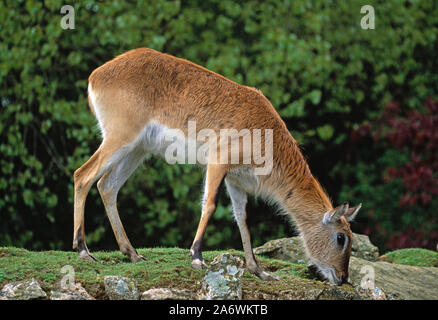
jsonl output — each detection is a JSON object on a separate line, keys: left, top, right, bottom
{"left": 307, "top": 264, "right": 343, "bottom": 286}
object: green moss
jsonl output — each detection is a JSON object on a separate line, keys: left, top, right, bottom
{"left": 379, "top": 248, "right": 438, "bottom": 267}
{"left": 0, "top": 246, "right": 310, "bottom": 298}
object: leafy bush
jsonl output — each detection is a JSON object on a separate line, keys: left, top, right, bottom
{"left": 382, "top": 99, "right": 438, "bottom": 207}
{"left": 1, "top": 0, "right": 436, "bottom": 253}
{"left": 340, "top": 98, "right": 438, "bottom": 250}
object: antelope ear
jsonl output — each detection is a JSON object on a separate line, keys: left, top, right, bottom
{"left": 344, "top": 203, "right": 362, "bottom": 222}
{"left": 322, "top": 211, "right": 334, "bottom": 225}
{"left": 322, "top": 203, "right": 349, "bottom": 225}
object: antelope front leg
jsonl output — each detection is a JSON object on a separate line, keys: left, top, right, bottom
{"left": 239, "top": 224, "right": 279, "bottom": 281}
{"left": 225, "top": 178, "right": 279, "bottom": 281}
{"left": 190, "top": 165, "right": 227, "bottom": 269}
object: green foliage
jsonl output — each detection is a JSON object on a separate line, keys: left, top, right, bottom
{"left": 0, "top": 0, "right": 436, "bottom": 253}
{"left": 339, "top": 144, "right": 438, "bottom": 251}
{"left": 339, "top": 99, "right": 438, "bottom": 251}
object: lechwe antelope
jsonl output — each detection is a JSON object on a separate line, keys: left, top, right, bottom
{"left": 73, "top": 48, "right": 361, "bottom": 285}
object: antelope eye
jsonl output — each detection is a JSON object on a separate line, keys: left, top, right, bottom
{"left": 337, "top": 233, "right": 346, "bottom": 247}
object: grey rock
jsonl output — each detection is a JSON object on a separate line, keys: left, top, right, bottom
{"left": 349, "top": 256, "right": 438, "bottom": 300}
{"left": 0, "top": 278, "right": 47, "bottom": 300}
{"left": 141, "top": 288, "right": 193, "bottom": 300}
{"left": 103, "top": 276, "right": 140, "bottom": 300}
{"left": 200, "top": 253, "right": 245, "bottom": 300}
{"left": 253, "top": 237, "right": 307, "bottom": 264}
{"left": 50, "top": 282, "right": 94, "bottom": 300}
{"left": 351, "top": 234, "right": 379, "bottom": 261}
{"left": 254, "top": 234, "right": 438, "bottom": 299}
{"left": 253, "top": 233, "right": 379, "bottom": 263}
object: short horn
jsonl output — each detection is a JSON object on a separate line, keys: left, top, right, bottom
{"left": 345, "top": 203, "right": 362, "bottom": 222}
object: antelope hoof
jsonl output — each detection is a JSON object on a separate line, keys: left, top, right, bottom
{"left": 252, "top": 268, "right": 279, "bottom": 281}
{"left": 78, "top": 251, "right": 98, "bottom": 262}
{"left": 191, "top": 258, "right": 208, "bottom": 270}
{"left": 260, "top": 271, "right": 280, "bottom": 281}
{"left": 130, "top": 254, "right": 146, "bottom": 263}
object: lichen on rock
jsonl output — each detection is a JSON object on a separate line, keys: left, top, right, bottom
{"left": 103, "top": 276, "right": 140, "bottom": 300}
{"left": 141, "top": 288, "right": 193, "bottom": 300}
{"left": 50, "top": 282, "right": 94, "bottom": 300}
{"left": 200, "top": 253, "right": 245, "bottom": 300}
{"left": 0, "top": 278, "right": 47, "bottom": 300}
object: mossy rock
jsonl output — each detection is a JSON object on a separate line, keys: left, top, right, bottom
{"left": 378, "top": 248, "right": 438, "bottom": 267}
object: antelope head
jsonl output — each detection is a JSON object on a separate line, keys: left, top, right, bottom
{"left": 304, "top": 203, "right": 362, "bottom": 285}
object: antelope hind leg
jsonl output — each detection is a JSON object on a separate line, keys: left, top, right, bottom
{"left": 97, "top": 145, "right": 147, "bottom": 263}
